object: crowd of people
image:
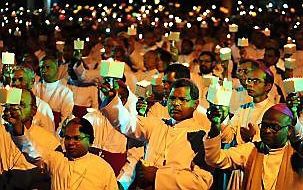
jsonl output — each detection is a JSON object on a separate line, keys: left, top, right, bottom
{"left": 1, "top": 1, "right": 303, "bottom": 190}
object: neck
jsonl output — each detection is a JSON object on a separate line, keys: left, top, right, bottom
{"left": 253, "top": 95, "right": 268, "bottom": 103}
{"left": 24, "top": 119, "right": 33, "bottom": 129}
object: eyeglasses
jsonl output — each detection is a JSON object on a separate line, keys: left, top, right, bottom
{"left": 64, "top": 135, "right": 89, "bottom": 142}
{"left": 246, "top": 78, "right": 265, "bottom": 85}
{"left": 259, "top": 123, "right": 289, "bottom": 133}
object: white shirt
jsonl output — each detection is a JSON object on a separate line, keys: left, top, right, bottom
{"left": 33, "top": 97, "right": 55, "bottom": 134}
{"left": 33, "top": 80, "right": 74, "bottom": 122}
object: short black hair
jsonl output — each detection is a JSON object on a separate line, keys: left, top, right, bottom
{"left": 164, "top": 63, "right": 190, "bottom": 79}
{"left": 171, "top": 78, "right": 199, "bottom": 100}
{"left": 66, "top": 117, "right": 95, "bottom": 144}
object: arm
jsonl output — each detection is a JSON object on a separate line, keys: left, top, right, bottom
{"left": 61, "top": 89, "right": 74, "bottom": 121}
{"left": 101, "top": 95, "right": 152, "bottom": 141}
{"left": 117, "top": 146, "right": 144, "bottom": 189}
{"left": 204, "top": 134, "right": 254, "bottom": 170}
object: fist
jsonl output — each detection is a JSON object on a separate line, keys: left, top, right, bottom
{"left": 240, "top": 123, "right": 256, "bottom": 143}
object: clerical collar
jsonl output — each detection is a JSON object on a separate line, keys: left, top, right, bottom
{"left": 43, "top": 80, "right": 59, "bottom": 86}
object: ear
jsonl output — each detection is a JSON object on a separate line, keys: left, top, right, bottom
{"left": 193, "top": 100, "right": 199, "bottom": 110}
{"left": 265, "top": 82, "right": 273, "bottom": 93}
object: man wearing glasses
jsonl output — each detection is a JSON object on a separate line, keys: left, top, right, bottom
{"left": 5, "top": 98, "right": 118, "bottom": 190}
{"left": 101, "top": 78, "right": 213, "bottom": 189}
{"left": 204, "top": 103, "right": 303, "bottom": 189}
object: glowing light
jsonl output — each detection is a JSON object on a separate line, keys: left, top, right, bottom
{"left": 296, "top": 22, "right": 300, "bottom": 25}
{"left": 69, "top": 17, "right": 73, "bottom": 21}
{"left": 98, "top": 4, "right": 102, "bottom": 8}
{"left": 55, "top": 26, "right": 60, "bottom": 31}
{"left": 78, "top": 18, "right": 83, "bottom": 22}
{"left": 283, "top": 4, "right": 288, "bottom": 9}
{"left": 258, "top": 8, "right": 262, "bottom": 12}
{"left": 139, "top": 34, "right": 143, "bottom": 39}
{"left": 117, "top": 18, "right": 122, "bottom": 22}
{"left": 106, "top": 28, "right": 110, "bottom": 33}
{"left": 212, "top": 5, "right": 216, "bottom": 10}
{"left": 225, "top": 18, "right": 229, "bottom": 23}
{"left": 86, "top": 37, "right": 89, "bottom": 42}
{"left": 197, "top": 17, "right": 202, "bottom": 22}
{"left": 169, "top": 15, "right": 174, "bottom": 19}
{"left": 129, "top": 0, "right": 133, "bottom": 3}
{"left": 169, "top": 22, "right": 173, "bottom": 27}
{"left": 268, "top": 2, "right": 273, "bottom": 8}
{"left": 250, "top": 5, "right": 254, "bottom": 9}
{"left": 206, "top": 9, "right": 210, "bottom": 14}
{"left": 227, "top": 34, "right": 231, "bottom": 39}
{"left": 187, "top": 23, "right": 192, "bottom": 28}
{"left": 238, "top": 1, "right": 242, "bottom": 5}
{"left": 97, "top": 18, "right": 101, "bottom": 22}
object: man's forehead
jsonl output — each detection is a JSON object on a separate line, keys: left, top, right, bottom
{"left": 170, "top": 86, "right": 191, "bottom": 96}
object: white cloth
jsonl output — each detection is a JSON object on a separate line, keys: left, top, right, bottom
{"left": 33, "top": 80, "right": 74, "bottom": 122}
{"left": 224, "top": 98, "right": 275, "bottom": 144}
{"left": 101, "top": 96, "right": 213, "bottom": 189}
{"left": 0, "top": 124, "right": 35, "bottom": 173}
{"left": 67, "top": 85, "right": 98, "bottom": 108}
{"left": 204, "top": 135, "right": 285, "bottom": 190}
{"left": 33, "top": 97, "right": 55, "bottom": 134}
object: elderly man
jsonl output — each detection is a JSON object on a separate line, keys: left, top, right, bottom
{"left": 101, "top": 78, "right": 213, "bottom": 189}
{"left": 204, "top": 103, "right": 303, "bottom": 189}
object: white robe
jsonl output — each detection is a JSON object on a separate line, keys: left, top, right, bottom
{"left": 33, "top": 80, "right": 74, "bottom": 123}
{"left": 101, "top": 96, "right": 213, "bottom": 189}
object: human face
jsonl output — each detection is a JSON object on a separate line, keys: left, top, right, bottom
{"left": 162, "top": 72, "right": 177, "bottom": 98}
{"left": 246, "top": 69, "right": 271, "bottom": 102}
{"left": 264, "top": 49, "right": 278, "bottom": 67}
{"left": 167, "top": 87, "right": 198, "bottom": 121}
{"left": 40, "top": 59, "right": 58, "bottom": 83}
{"left": 260, "top": 109, "right": 291, "bottom": 149}
{"left": 198, "top": 54, "right": 215, "bottom": 75}
{"left": 12, "top": 70, "right": 33, "bottom": 90}
{"left": 64, "top": 124, "right": 90, "bottom": 159}
{"left": 236, "top": 62, "right": 252, "bottom": 88}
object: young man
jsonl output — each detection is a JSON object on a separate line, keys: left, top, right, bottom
{"left": 205, "top": 103, "right": 303, "bottom": 189}
{"left": 101, "top": 78, "right": 213, "bottom": 189}
{"left": 32, "top": 55, "right": 74, "bottom": 130}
